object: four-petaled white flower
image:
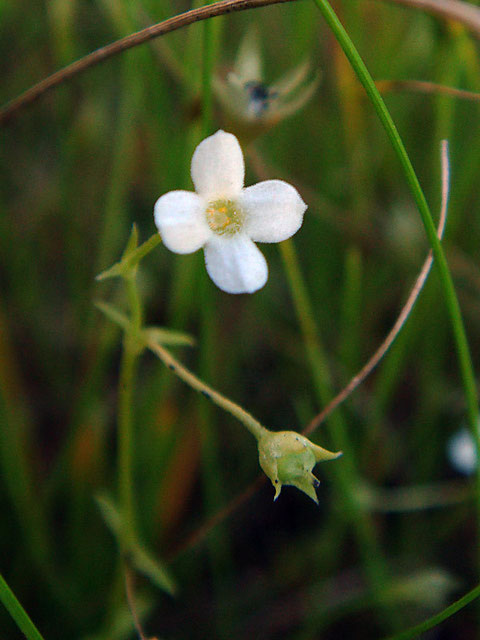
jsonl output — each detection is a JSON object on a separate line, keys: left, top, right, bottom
{"left": 154, "top": 130, "right": 307, "bottom": 294}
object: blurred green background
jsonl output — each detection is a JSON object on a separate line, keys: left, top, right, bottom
{"left": 1, "top": 0, "right": 480, "bottom": 638}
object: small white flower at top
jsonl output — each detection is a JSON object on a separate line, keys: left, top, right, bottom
{"left": 154, "top": 130, "right": 307, "bottom": 294}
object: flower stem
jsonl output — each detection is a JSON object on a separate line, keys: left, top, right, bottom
{"left": 311, "top": 0, "right": 479, "bottom": 461}
{"left": 279, "top": 238, "right": 401, "bottom": 630}
{"left": 126, "top": 274, "right": 142, "bottom": 333}
{"left": 146, "top": 339, "right": 269, "bottom": 442}
{"left": 118, "top": 275, "right": 143, "bottom": 546}
{"left": 0, "top": 572, "right": 45, "bottom": 640}
{"left": 201, "top": 2, "right": 216, "bottom": 138}
{"left": 384, "top": 582, "right": 480, "bottom": 640}
{"left": 312, "top": 0, "right": 480, "bottom": 580}
{"left": 118, "top": 343, "right": 138, "bottom": 546}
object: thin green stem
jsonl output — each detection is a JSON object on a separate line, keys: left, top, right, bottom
{"left": 0, "top": 572, "right": 45, "bottom": 640}
{"left": 311, "top": 0, "right": 478, "bottom": 429}
{"left": 0, "top": 0, "right": 298, "bottom": 126}
{"left": 117, "top": 343, "right": 138, "bottom": 546}
{"left": 146, "top": 339, "right": 269, "bottom": 442}
{"left": 95, "top": 52, "right": 142, "bottom": 274}
{"left": 384, "top": 582, "right": 480, "bottom": 640}
{"left": 117, "top": 275, "right": 143, "bottom": 546}
{"left": 126, "top": 274, "right": 142, "bottom": 333}
{"left": 279, "top": 239, "right": 401, "bottom": 631}
{"left": 201, "top": 6, "right": 215, "bottom": 138}
{"left": 312, "top": 0, "right": 480, "bottom": 552}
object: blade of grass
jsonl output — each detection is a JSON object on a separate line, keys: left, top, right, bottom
{"left": 383, "top": 582, "right": 480, "bottom": 640}
{"left": 0, "top": 572, "right": 45, "bottom": 640}
{"left": 304, "top": 141, "right": 449, "bottom": 436}
{"left": 312, "top": 0, "right": 479, "bottom": 564}
{"left": 279, "top": 238, "right": 402, "bottom": 633}
{"left": 198, "top": 11, "right": 239, "bottom": 635}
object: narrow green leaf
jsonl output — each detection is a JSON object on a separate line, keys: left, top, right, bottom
{"left": 0, "top": 572, "right": 45, "bottom": 640}
{"left": 95, "top": 493, "right": 176, "bottom": 596}
{"left": 124, "top": 224, "right": 139, "bottom": 258}
{"left": 96, "top": 233, "right": 162, "bottom": 281}
{"left": 144, "top": 326, "right": 195, "bottom": 348}
{"left": 94, "top": 301, "right": 131, "bottom": 333}
{"left": 95, "top": 492, "right": 123, "bottom": 538}
{"left": 130, "top": 542, "right": 177, "bottom": 596}
{"left": 384, "top": 583, "right": 480, "bottom": 640}
{"left": 95, "top": 302, "right": 194, "bottom": 350}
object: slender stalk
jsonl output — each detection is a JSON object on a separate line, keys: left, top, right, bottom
{"left": 126, "top": 275, "right": 143, "bottom": 332}
{"left": 312, "top": 0, "right": 480, "bottom": 557}
{"left": 199, "top": 17, "right": 237, "bottom": 633}
{"left": 201, "top": 5, "right": 215, "bottom": 139}
{"left": 124, "top": 566, "right": 147, "bottom": 640}
{"left": 146, "top": 339, "right": 268, "bottom": 442}
{"left": 279, "top": 239, "right": 401, "bottom": 631}
{"left": 117, "top": 344, "right": 138, "bottom": 545}
{"left": 0, "top": 0, "right": 298, "bottom": 125}
{"left": 117, "top": 275, "right": 143, "bottom": 545}
{"left": 376, "top": 79, "right": 480, "bottom": 102}
{"left": 0, "top": 311, "right": 52, "bottom": 571}
{"left": 312, "top": 0, "right": 479, "bottom": 439}
{"left": 0, "top": 572, "right": 45, "bottom": 640}
{"left": 384, "top": 582, "right": 480, "bottom": 640}
{"left": 96, "top": 53, "right": 142, "bottom": 273}
{"left": 304, "top": 141, "right": 449, "bottom": 436}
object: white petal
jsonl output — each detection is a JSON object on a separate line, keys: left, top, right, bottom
{"left": 240, "top": 180, "right": 307, "bottom": 243}
{"left": 204, "top": 234, "right": 268, "bottom": 294}
{"left": 233, "top": 26, "right": 262, "bottom": 83}
{"left": 191, "top": 130, "right": 245, "bottom": 199}
{"left": 154, "top": 190, "right": 211, "bottom": 254}
{"left": 448, "top": 428, "right": 477, "bottom": 475}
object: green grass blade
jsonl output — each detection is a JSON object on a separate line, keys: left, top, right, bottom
{"left": 0, "top": 572, "right": 45, "bottom": 640}
{"left": 384, "top": 583, "right": 480, "bottom": 640}
{"left": 312, "top": 0, "right": 480, "bottom": 546}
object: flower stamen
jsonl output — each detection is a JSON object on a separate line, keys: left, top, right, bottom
{"left": 206, "top": 199, "right": 244, "bottom": 236}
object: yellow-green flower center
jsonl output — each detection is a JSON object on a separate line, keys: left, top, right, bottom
{"left": 206, "top": 199, "right": 244, "bottom": 236}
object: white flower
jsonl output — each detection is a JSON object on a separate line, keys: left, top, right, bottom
{"left": 154, "top": 130, "right": 307, "bottom": 294}
{"left": 447, "top": 427, "right": 477, "bottom": 476}
{"left": 213, "top": 27, "right": 319, "bottom": 132}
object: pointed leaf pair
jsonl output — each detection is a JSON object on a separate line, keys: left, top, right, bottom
{"left": 96, "top": 226, "right": 162, "bottom": 282}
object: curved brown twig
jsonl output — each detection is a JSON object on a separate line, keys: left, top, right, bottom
{"left": 4, "top": 0, "right": 480, "bottom": 126}
{"left": 303, "top": 140, "right": 450, "bottom": 436}
{"left": 124, "top": 566, "right": 148, "bottom": 640}
{"left": 166, "top": 476, "right": 265, "bottom": 561}
{"left": 377, "top": 80, "right": 480, "bottom": 103}
{"left": 387, "top": 0, "right": 480, "bottom": 35}
{"left": 0, "top": 0, "right": 295, "bottom": 126}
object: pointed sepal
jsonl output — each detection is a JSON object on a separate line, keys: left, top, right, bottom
{"left": 258, "top": 430, "right": 342, "bottom": 503}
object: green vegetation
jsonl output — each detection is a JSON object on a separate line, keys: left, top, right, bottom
{"left": 1, "top": 0, "right": 480, "bottom": 637}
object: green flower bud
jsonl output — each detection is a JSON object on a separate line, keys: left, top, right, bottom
{"left": 258, "top": 431, "right": 342, "bottom": 503}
